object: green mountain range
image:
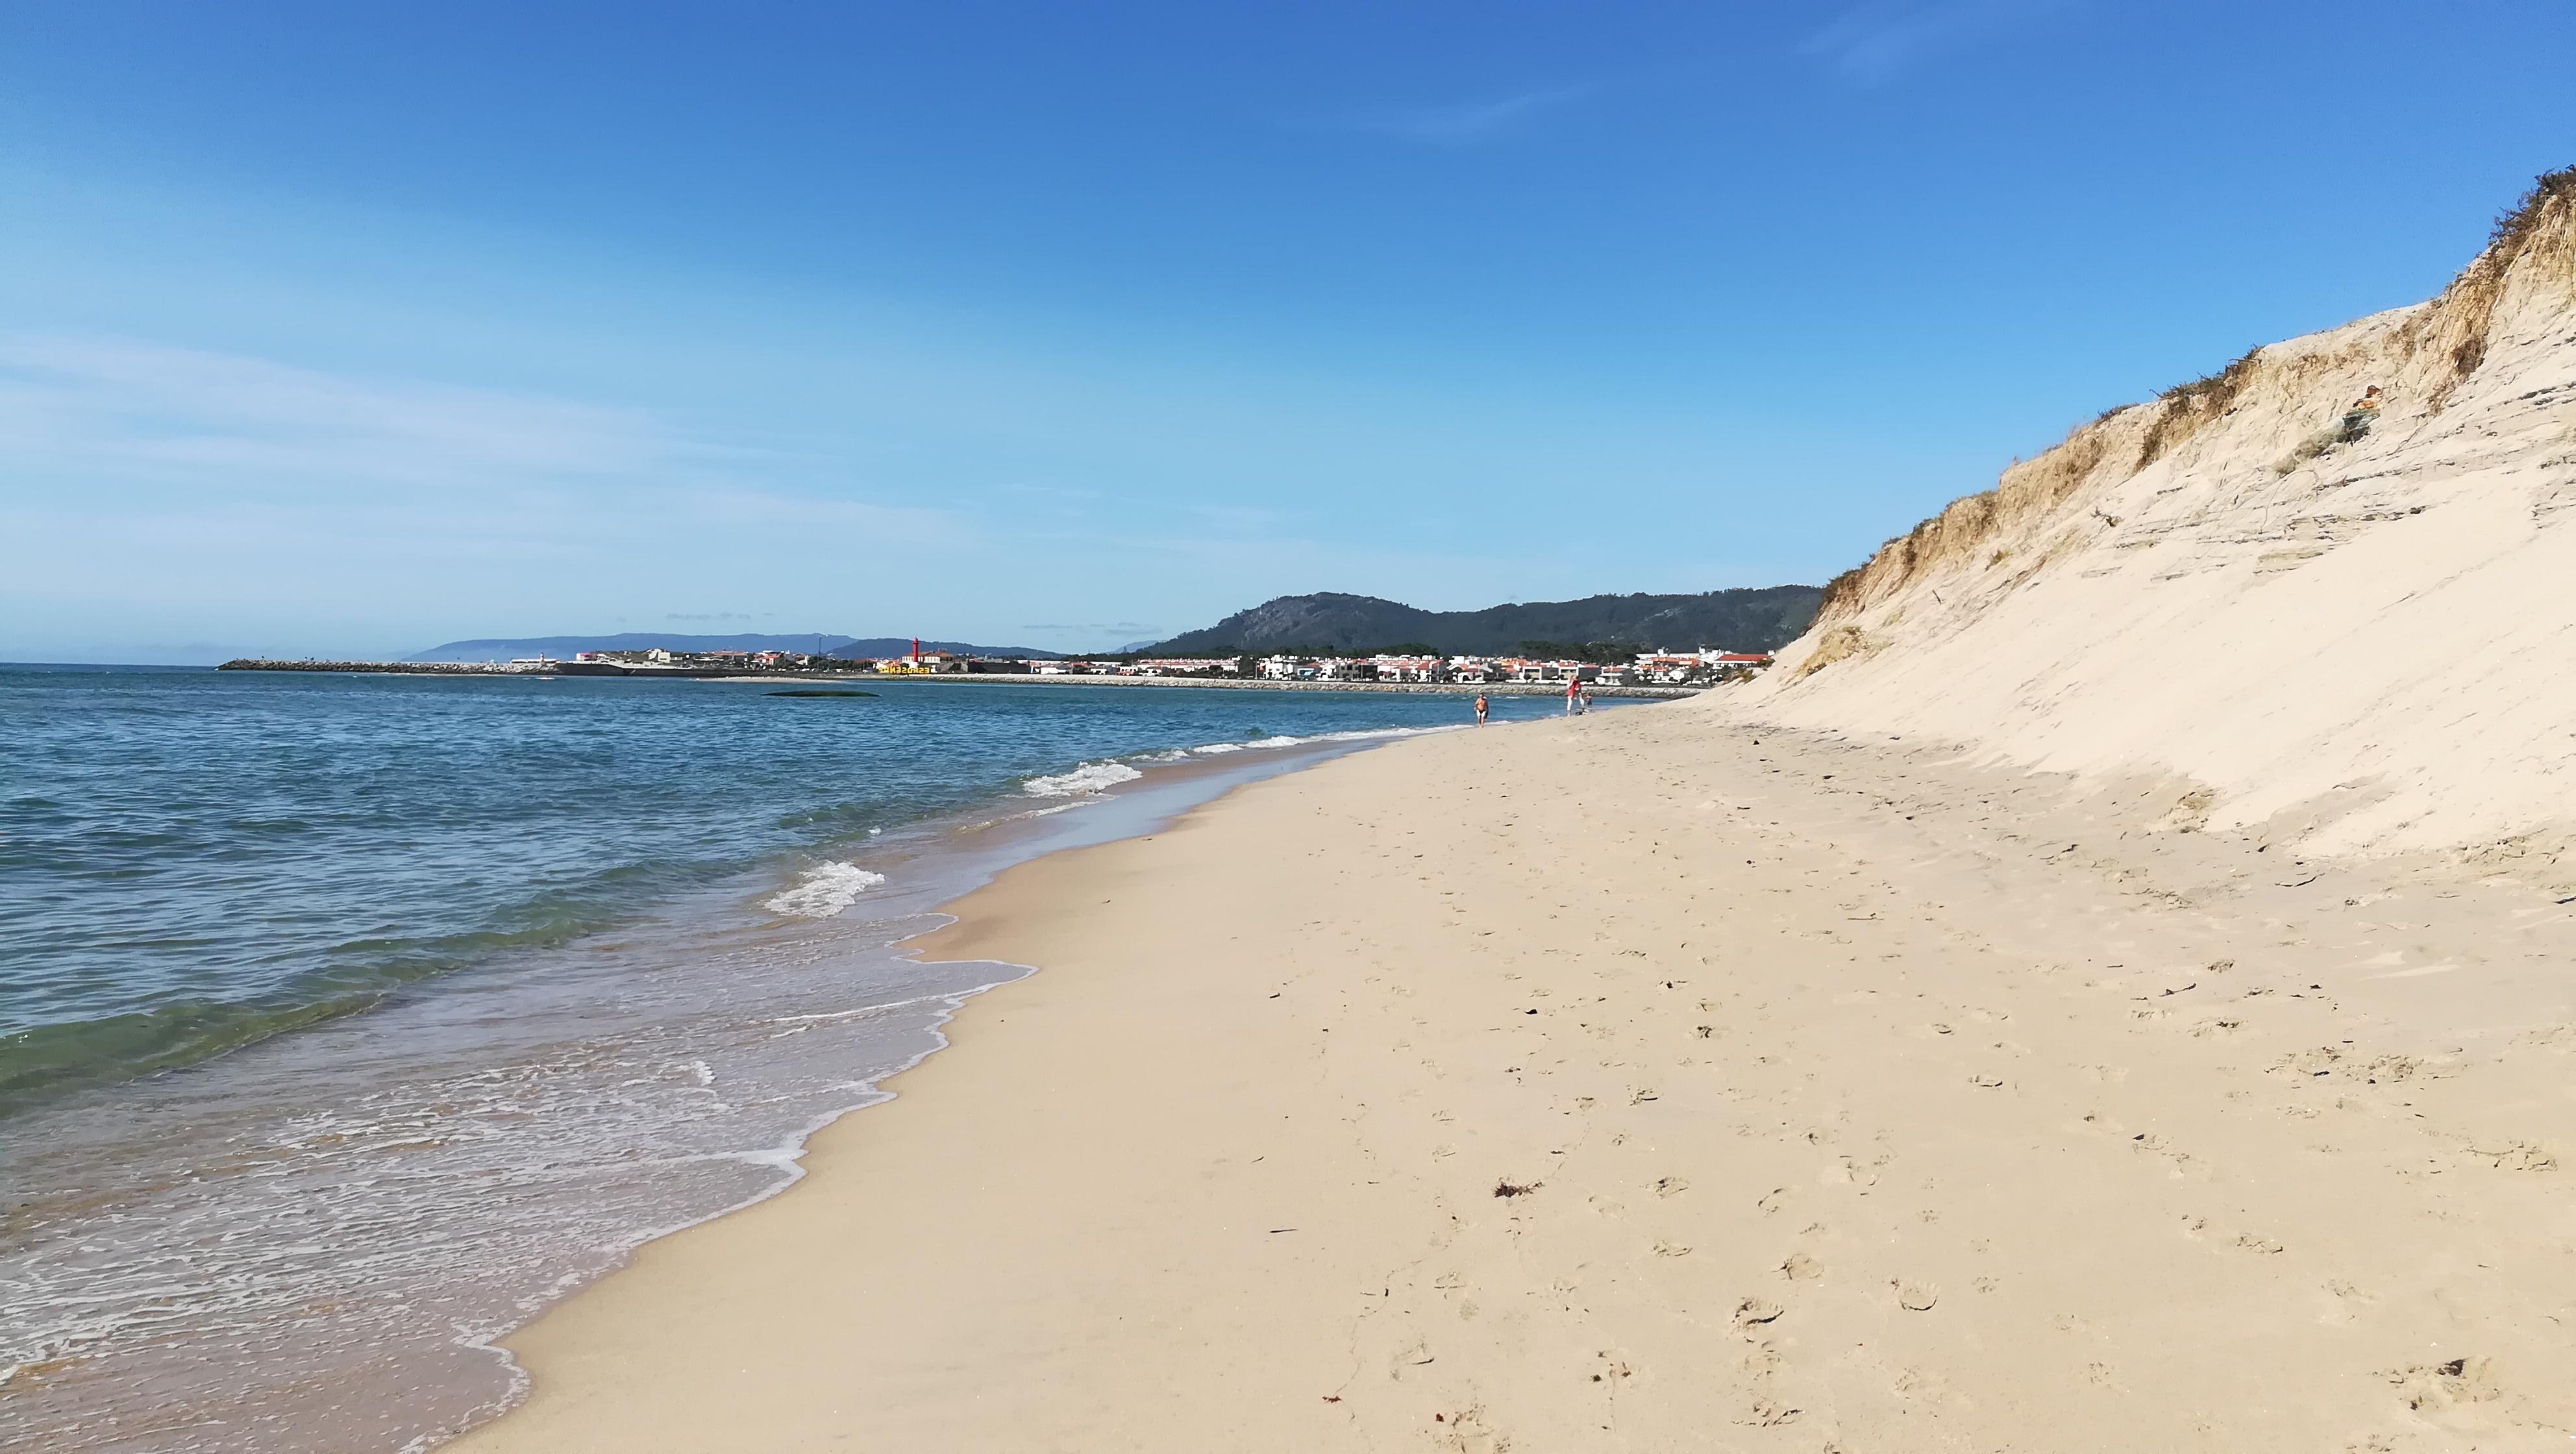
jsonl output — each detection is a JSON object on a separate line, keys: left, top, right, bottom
{"left": 1148, "top": 586, "right": 1822, "bottom": 658}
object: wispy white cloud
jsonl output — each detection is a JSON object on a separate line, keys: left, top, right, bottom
{"left": 0, "top": 332, "right": 959, "bottom": 532}
{"left": 1310, "top": 86, "right": 1591, "bottom": 146}
{"left": 1802, "top": 0, "right": 2073, "bottom": 84}
{"left": 0, "top": 334, "right": 975, "bottom": 658}
{"left": 0, "top": 334, "right": 676, "bottom": 494}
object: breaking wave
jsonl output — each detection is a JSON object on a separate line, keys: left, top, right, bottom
{"left": 763, "top": 861, "right": 889, "bottom": 918}
{"left": 1022, "top": 761, "right": 1147, "bottom": 796}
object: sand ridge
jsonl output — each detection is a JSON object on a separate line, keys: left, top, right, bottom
{"left": 1740, "top": 175, "right": 2576, "bottom": 858}
{"left": 443, "top": 703, "right": 2576, "bottom": 1451}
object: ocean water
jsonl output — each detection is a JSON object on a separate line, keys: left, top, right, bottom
{"left": 0, "top": 666, "right": 1559, "bottom": 1451}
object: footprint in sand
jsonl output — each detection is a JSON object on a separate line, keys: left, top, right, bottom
{"left": 2272, "top": 1046, "right": 2345, "bottom": 1080}
{"left": 2358, "top": 1055, "right": 2420, "bottom": 1084}
{"left": 2383, "top": 1356, "right": 2499, "bottom": 1412}
{"left": 1825, "top": 1155, "right": 1881, "bottom": 1187}
{"left": 1781, "top": 1252, "right": 1824, "bottom": 1281}
{"left": 2323, "top": 1279, "right": 2376, "bottom": 1325}
{"left": 2466, "top": 1139, "right": 2557, "bottom": 1171}
{"left": 1893, "top": 1280, "right": 1940, "bottom": 1311}
{"left": 1388, "top": 1338, "right": 1437, "bottom": 1378}
{"left": 2132, "top": 1131, "right": 2205, "bottom": 1176}
{"left": 1733, "top": 1296, "right": 1785, "bottom": 1332}
{"left": 1741, "top": 1399, "right": 1800, "bottom": 1428}
{"left": 1653, "top": 1176, "right": 1689, "bottom": 1198}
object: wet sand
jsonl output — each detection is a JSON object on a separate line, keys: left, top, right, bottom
{"left": 444, "top": 699, "right": 2576, "bottom": 1451}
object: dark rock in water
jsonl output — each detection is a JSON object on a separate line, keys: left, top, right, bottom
{"left": 765, "top": 689, "right": 877, "bottom": 698}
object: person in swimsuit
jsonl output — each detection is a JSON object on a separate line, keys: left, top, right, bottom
{"left": 1474, "top": 693, "right": 1489, "bottom": 725}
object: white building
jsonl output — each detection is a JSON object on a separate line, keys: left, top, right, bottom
{"left": 1370, "top": 655, "right": 1444, "bottom": 683}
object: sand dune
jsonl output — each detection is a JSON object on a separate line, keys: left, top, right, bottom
{"left": 1738, "top": 169, "right": 2576, "bottom": 858}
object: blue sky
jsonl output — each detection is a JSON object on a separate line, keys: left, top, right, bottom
{"left": 3, "top": 1, "right": 2568, "bottom": 661}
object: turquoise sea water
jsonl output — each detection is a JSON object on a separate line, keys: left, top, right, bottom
{"left": 0, "top": 664, "right": 1563, "bottom": 1453}
{"left": 0, "top": 666, "right": 1528, "bottom": 1113}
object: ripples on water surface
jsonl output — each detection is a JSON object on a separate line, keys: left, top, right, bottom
{"left": 0, "top": 666, "right": 1544, "bottom": 1451}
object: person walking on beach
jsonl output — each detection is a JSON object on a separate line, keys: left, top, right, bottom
{"left": 1474, "top": 693, "right": 1489, "bottom": 726}
{"left": 1565, "top": 675, "right": 1581, "bottom": 716}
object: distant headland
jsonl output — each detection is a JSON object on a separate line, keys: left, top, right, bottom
{"left": 407, "top": 632, "right": 1063, "bottom": 662}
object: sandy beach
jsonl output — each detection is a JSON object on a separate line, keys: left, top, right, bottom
{"left": 19, "top": 10, "right": 2572, "bottom": 1450}
{"left": 444, "top": 696, "right": 2576, "bottom": 1451}
{"left": 440, "top": 187, "right": 2576, "bottom": 1449}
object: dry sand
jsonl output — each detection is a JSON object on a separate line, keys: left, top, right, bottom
{"left": 1744, "top": 173, "right": 2576, "bottom": 858}
{"left": 445, "top": 702, "right": 2576, "bottom": 1452}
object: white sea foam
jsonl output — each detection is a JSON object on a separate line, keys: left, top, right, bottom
{"left": 763, "top": 861, "right": 888, "bottom": 918}
{"left": 1022, "top": 760, "right": 1146, "bottom": 796}
{"left": 1189, "top": 724, "right": 1462, "bottom": 756}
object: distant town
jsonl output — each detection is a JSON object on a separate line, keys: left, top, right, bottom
{"left": 549, "top": 644, "right": 1776, "bottom": 687}
{"left": 221, "top": 644, "right": 1777, "bottom": 689}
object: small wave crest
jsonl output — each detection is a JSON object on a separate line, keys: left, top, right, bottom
{"left": 1022, "top": 761, "right": 1146, "bottom": 797}
{"left": 763, "top": 861, "right": 888, "bottom": 918}
{"left": 1188, "top": 723, "right": 1460, "bottom": 756}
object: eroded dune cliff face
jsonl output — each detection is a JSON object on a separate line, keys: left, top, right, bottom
{"left": 1733, "top": 170, "right": 2576, "bottom": 856}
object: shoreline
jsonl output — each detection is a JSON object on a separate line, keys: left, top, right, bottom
{"left": 441, "top": 698, "right": 2576, "bottom": 1451}
{"left": 441, "top": 739, "right": 1391, "bottom": 1454}
{"left": 0, "top": 687, "right": 1500, "bottom": 1454}
{"left": 425, "top": 726, "right": 1444, "bottom": 1453}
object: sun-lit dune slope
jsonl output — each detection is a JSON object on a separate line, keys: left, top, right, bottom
{"left": 1732, "top": 169, "right": 2576, "bottom": 856}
